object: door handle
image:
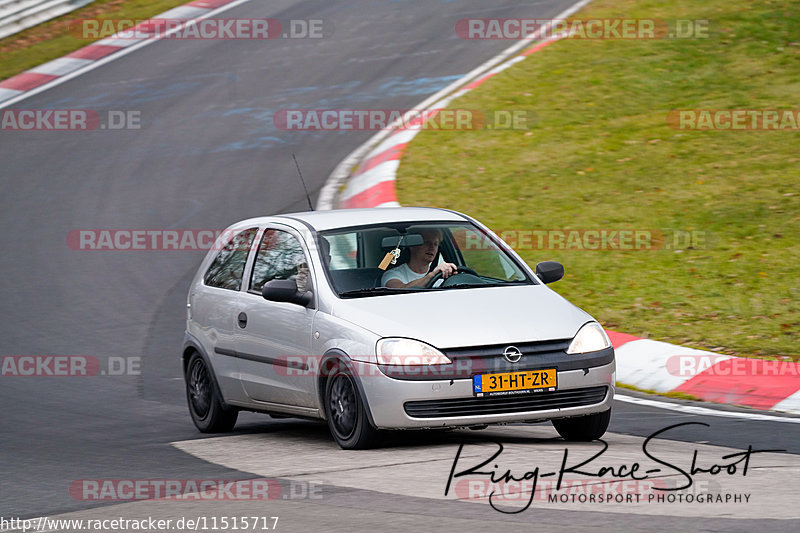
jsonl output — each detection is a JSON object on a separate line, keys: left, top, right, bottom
{"left": 237, "top": 312, "right": 248, "bottom": 328}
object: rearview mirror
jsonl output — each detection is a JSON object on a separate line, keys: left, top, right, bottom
{"left": 262, "top": 279, "right": 313, "bottom": 306}
{"left": 535, "top": 261, "right": 564, "bottom": 284}
{"left": 381, "top": 234, "right": 424, "bottom": 248}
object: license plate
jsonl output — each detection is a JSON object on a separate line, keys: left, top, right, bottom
{"left": 473, "top": 369, "right": 557, "bottom": 397}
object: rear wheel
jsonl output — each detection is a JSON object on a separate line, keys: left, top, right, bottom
{"left": 186, "top": 353, "right": 238, "bottom": 433}
{"left": 325, "top": 362, "right": 380, "bottom": 449}
{"left": 552, "top": 409, "right": 611, "bottom": 441}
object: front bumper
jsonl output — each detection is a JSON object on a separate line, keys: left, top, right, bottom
{"left": 358, "top": 359, "right": 616, "bottom": 429}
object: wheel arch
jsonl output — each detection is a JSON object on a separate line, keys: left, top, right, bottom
{"left": 182, "top": 337, "right": 233, "bottom": 409}
{"left": 318, "top": 349, "right": 378, "bottom": 428}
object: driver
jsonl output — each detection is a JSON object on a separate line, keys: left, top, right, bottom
{"left": 381, "top": 228, "right": 459, "bottom": 288}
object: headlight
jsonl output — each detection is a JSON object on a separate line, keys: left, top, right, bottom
{"left": 567, "top": 322, "right": 611, "bottom": 354}
{"left": 376, "top": 338, "right": 452, "bottom": 365}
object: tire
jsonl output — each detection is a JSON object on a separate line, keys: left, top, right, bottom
{"left": 324, "top": 362, "right": 380, "bottom": 449}
{"left": 552, "top": 409, "right": 611, "bottom": 441}
{"left": 185, "top": 352, "right": 238, "bottom": 433}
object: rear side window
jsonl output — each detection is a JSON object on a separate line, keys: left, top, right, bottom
{"left": 204, "top": 228, "right": 258, "bottom": 290}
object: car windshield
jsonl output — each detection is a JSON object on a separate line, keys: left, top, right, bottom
{"left": 318, "top": 221, "right": 533, "bottom": 297}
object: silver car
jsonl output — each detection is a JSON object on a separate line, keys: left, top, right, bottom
{"left": 183, "top": 207, "right": 615, "bottom": 449}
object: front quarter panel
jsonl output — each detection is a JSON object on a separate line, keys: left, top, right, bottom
{"left": 314, "top": 312, "right": 380, "bottom": 364}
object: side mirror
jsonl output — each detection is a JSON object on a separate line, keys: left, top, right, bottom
{"left": 535, "top": 261, "right": 564, "bottom": 284}
{"left": 262, "top": 279, "right": 313, "bottom": 306}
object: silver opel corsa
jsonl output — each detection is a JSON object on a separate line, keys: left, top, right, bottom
{"left": 183, "top": 207, "right": 615, "bottom": 449}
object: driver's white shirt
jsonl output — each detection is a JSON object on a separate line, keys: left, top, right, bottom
{"left": 381, "top": 263, "right": 443, "bottom": 287}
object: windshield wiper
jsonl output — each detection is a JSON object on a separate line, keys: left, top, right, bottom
{"left": 338, "top": 287, "right": 430, "bottom": 297}
{"left": 442, "top": 281, "right": 527, "bottom": 289}
{"left": 440, "top": 283, "right": 492, "bottom": 289}
{"left": 474, "top": 276, "right": 527, "bottom": 284}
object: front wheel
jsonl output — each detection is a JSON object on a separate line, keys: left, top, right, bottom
{"left": 186, "top": 353, "right": 238, "bottom": 433}
{"left": 552, "top": 409, "right": 611, "bottom": 441}
{"left": 325, "top": 363, "right": 380, "bottom": 449}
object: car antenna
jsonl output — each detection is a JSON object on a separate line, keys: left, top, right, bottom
{"left": 292, "top": 153, "right": 314, "bottom": 211}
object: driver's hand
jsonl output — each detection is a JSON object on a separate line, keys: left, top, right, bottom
{"left": 433, "top": 262, "right": 459, "bottom": 279}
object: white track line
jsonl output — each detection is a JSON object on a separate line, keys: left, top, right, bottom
{"left": 615, "top": 393, "right": 800, "bottom": 423}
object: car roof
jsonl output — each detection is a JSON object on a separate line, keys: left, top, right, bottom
{"left": 238, "top": 207, "right": 471, "bottom": 232}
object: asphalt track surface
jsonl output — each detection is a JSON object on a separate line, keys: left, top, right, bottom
{"left": 0, "top": 0, "right": 798, "bottom": 530}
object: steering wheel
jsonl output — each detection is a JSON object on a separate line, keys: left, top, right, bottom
{"left": 425, "top": 266, "right": 479, "bottom": 288}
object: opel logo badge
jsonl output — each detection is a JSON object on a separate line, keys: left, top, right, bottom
{"left": 503, "top": 346, "right": 522, "bottom": 363}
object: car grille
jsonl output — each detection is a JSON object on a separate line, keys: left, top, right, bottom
{"left": 403, "top": 386, "right": 608, "bottom": 418}
{"left": 441, "top": 339, "right": 572, "bottom": 359}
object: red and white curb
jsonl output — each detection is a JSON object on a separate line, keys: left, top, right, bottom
{"left": 316, "top": 1, "right": 800, "bottom": 415}
{"left": 334, "top": 53, "right": 530, "bottom": 209}
{"left": 609, "top": 332, "right": 799, "bottom": 414}
{"left": 0, "top": 0, "right": 251, "bottom": 109}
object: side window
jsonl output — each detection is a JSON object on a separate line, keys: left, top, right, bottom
{"left": 326, "top": 233, "right": 357, "bottom": 269}
{"left": 456, "top": 228, "right": 523, "bottom": 280}
{"left": 250, "top": 229, "right": 310, "bottom": 293}
{"left": 204, "top": 228, "right": 258, "bottom": 290}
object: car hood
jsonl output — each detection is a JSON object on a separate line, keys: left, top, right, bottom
{"left": 330, "top": 285, "right": 593, "bottom": 349}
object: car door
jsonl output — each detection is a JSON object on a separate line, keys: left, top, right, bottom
{"left": 235, "top": 225, "right": 317, "bottom": 408}
{"left": 191, "top": 227, "right": 258, "bottom": 398}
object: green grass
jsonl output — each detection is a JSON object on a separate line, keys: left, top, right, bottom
{"left": 0, "top": 0, "right": 191, "bottom": 82}
{"left": 397, "top": 0, "right": 800, "bottom": 359}
{"left": 616, "top": 383, "right": 702, "bottom": 402}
